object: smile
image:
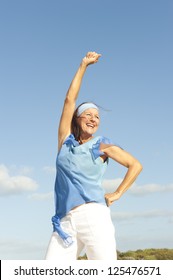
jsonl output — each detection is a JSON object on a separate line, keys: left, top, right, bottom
{"left": 86, "top": 123, "right": 95, "bottom": 128}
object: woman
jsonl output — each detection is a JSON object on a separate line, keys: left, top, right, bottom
{"left": 45, "top": 52, "right": 142, "bottom": 260}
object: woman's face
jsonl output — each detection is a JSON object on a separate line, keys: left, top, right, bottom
{"left": 77, "top": 108, "right": 100, "bottom": 136}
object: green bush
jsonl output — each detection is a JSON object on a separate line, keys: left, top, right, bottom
{"left": 118, "top": 248, "right": 173, "bottom": 260}
{"left": 78, "top": 248, "right": 173, "bottom": 260}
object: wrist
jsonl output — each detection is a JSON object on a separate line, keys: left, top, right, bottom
{"left": 114, "top": 190, "right": 123, "bottom": 197}
{"left": 80, "top": 60, "right": 88, "bottom": 70}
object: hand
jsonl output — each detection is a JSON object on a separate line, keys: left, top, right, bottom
{"left": 105, "top": 191, "right": 122, "bottom": 207}
{"left": 82, "top": 51, "right": 101, "bottom": 66}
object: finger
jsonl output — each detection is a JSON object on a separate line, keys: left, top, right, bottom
{"left": 86, "top": 52, "right": 101, "bottom": 58}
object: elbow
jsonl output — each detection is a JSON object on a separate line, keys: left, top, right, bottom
{"left": 128, "top": 159, "right": 143, "bottom": 174}
{"left": 134, "top": 160, "right": 143, "bottom": 174}
{"left": 64, "top": 95, "right": 76, "bottom": 104}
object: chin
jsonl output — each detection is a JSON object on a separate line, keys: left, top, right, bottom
{"left": 89, "top": 128, "right": 98, "bottom": 134}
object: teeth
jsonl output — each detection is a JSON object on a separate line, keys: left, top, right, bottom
{"left": 87, "top": 124, "right": 94, "bottom": 127}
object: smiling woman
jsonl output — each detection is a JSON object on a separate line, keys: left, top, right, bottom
{"left": 71, "top": 102, "right": 100, "bottom": 144}
{"left": 45, "top": 52, "right": 142, "bottom": 260}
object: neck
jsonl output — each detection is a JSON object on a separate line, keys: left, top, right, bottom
{"left": 78, "top": 134, "right": 93, "bottom": 144}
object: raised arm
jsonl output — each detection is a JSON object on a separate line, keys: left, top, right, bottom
{"left": 102, "top": 145, "right": 143, "bottom": 206}
{"left": 58, "top": 52, "right": 101, "bottom": 151}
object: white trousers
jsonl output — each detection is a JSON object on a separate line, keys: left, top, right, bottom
{"left": 45, "top": 203, "right": 117, "bottom": 260}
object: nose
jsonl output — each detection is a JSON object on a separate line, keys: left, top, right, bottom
{"left": 88, "top": 115, "right": 97, "bottom": 122}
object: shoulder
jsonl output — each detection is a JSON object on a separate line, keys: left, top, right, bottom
{"left": 58, "top": 133, "right": 75, "bottom": 152}
{"left": 92, "top": 135, "right": 113, "bottom": 145}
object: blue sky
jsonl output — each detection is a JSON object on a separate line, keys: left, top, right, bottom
{"left": 0, "top": 0, "right": 173, "bottom": 259}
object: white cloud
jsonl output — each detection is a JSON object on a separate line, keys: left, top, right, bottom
{"left": 0, "top": 238, "right": 45, "bottom": 259}
{"left": 168, "top": 216, "right": 173, "bottom": 224}
{"left": 28, "top": 192, "right": 53, "bottom": 201}
{"left": 18, "top": 166, "right": 33, "bottom": 176}
{"left": 43, "top": 166, "right": 56, "bottom": 174}
{"left": 9, "top": 165, "right": 33, "bottom": 176}
{"left": 111, "top": 210, "right": 173, "bottom": 222}
{"left": 103, "top": 178, "right": 123, "bottom": 191}
{"left": 102, "top": 179, "right": 173, "bottom": 196}
{"left": 0, "top": 164, "right": 38, "bottom": 196}
{"left": 117, "top": 233, "right": 173, "bottom": 252}
{"left": 130, "top": 183, "right": 173, "bottom": 195}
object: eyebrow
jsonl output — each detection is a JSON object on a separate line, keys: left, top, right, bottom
{"left": 85, "top": 112, "right": 100, "bottom": 117}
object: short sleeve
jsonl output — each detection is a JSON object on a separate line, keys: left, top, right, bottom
{"left": 63, "top": 134, "right": 79, "bottom": 147}
{"left": 91, "top": 136, "right": 122, "bottom": 160}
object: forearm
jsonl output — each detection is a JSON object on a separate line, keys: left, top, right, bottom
{"left": 105, "top": 161, "right": 142, "bottom": 206}
{"left": 65, "top": 60, "right": 87, "bottom": 102}
{"left": 115, "top": 161, "right": 143, "bottom": 196}
{"left": 65, "top": 52, "right": 101, "bottom": 102}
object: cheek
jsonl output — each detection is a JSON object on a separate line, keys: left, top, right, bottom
{"left": 96, "top": 119, "right": 100, "bottom": 126}
{"left": 77, "top": 118, "right": 86, "bottom": 129}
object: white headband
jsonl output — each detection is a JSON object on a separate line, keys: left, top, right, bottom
{"left": 77, "top": 103, "right": 99, "bottom": 117}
